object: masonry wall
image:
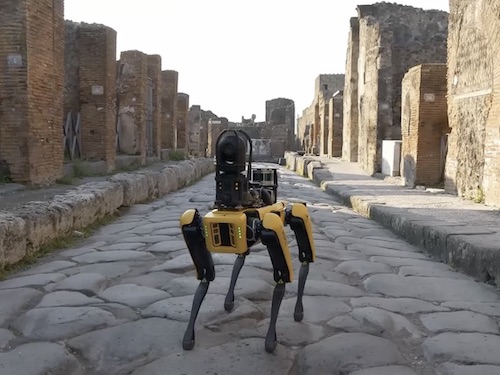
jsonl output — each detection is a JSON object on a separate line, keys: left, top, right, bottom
{"left": 328, "top": 94, "right": 343, "bottom": 158}
{"left": 342, "top": 17, "right": 360, "bottom": 162}
{"left": 176, "top": 93, "right": 189, "bottom": 150}
{"left": 0, "top": 0, "right": 65, "bottom": 184}
{"left": 147, "top": 55, "right": 162, "bottom": 158}
{"left": 265, "top": 98, "right": 295, "bottom": 151}
{"left": 207, "top": 118, "right": 229, "bottom": 157}
{"left": 357, "top": 3, "right": 448, "bottom": 175}
{"left": 160, "top": 70, "right": 178, "bottom": 149}
{"left": 445, "top": 0, "right": 500, "bottom": 207}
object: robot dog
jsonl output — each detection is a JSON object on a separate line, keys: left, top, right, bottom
{"left": 179, "top": 129, "right": 316, "bottom": 353}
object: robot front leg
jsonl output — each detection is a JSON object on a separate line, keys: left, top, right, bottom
{"left": 180, "top": 209, "right": 215, "bottom": 350}
{"left": 287, "top": 203, "right": 316, "bottom": 322}
{"left": 224, "top": 253, "right": 247, "bottom": 312}
{"left": 261, "top": 213, "right": 294, "bottom": 353}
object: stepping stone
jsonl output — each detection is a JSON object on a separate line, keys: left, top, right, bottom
{"left": 99, "top": 284, "right": 170, "bottom": 308}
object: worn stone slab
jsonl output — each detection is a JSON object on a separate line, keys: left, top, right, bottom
{"left": 0, "top": 273, "right": 66, "bottom": 290}
{"left": 19, "top": 260, "right": 77, "bottom": 276}
{"left": 145, "top": 240, "right": 187, "bottom": 253}
{"left": 349, "top": 366, "right": 418, "bottom": 375}
{"left": 350, "top": 297, "right": 449, "bottom": 314}
{"left": 67, "top": 318, "right": 186, "bottom": 375}
{"left": 98, "top": 284, "right": 170, "bottom": 308}
{"left": 53, "top": 273, "right": 107, "bottom": 295}
{"left": 97, "top": 242, "right": 146, "bottom": 251}
{"left": 116, "top": 235, "right": 178, "bottom": 244}
{"left": 120, "top": 271, "right": 179, "bottom": 289}
{"left": 297, "top": 333, "right": 407, "bottom": 374}
{"left": 399, "top": 266, "right": 471, "bottom": 280}
{"left": 131, "top": 338, "right": 295, "bottom": 375}
{"left": 37, "top": 291, "right": 103, "bottom": 308}
{"left": 291, "top": 279, "right": 365, "bottom": 298}
{"left": 364, "top": 275, "right": 499, "bottom": 302}
{"left": 150, "top": 253, "right": 235, "bottom": 273}
{"left": 72, "top": 250, "right": 155, "bottom": 264}
{"left": 369, "top": 256, "right": 449, "bottom": 269}
{"left": 0, "top": 287, "right": 42, "bottom": 325}
{"left": 441, "top": 301, "right": 500, "bottom": 317}
{"left": 326, "top": 315, "right": 382, "bottom": 336}
{"left": 315, "top": 249, "right": 368, "bottom": 262}
{"left": 0, "top": 342, "right": 82, "bottom": 375}
{"left": 420, "top": 311, "right": 499, "bottom": 334}
{"left": 335, "top": 260, "right": 393, "bottom": 277}
{"left": 348, "top": 244, "right": 429, "bottom": 260}
{"left": 437, "top": 363, "right": 500, "bottom": 375}
{"left": 279, "top": 296, "right": 351, "bottom": 323}
{"left": 59, "top": 247, "right": 97, "bottom": 258}
{"left": 12, "top": 306, "right": 118, "bottom": 340}
{"left": 62, "top": 262, "right": 132, "bottom": 278}
{"left": 0, "top": 328, "right": 15, "bottom": 350}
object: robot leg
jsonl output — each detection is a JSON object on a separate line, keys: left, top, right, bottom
{"left": 224, "top": 253, "right": 247, "bottom": 312}
{"left": 287, "top": 203, "right": 316, "bottom": 322}
{"left": 180, "top": 209, "right": 215, "bottom": 350}
{"left": 261, "top": 212, "right": 294, "bottom": 353}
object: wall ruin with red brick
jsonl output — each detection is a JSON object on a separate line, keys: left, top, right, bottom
{"left": 161, "top": 70, "right": 178, "bottom": 150}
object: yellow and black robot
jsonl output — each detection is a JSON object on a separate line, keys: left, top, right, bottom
{"left": 179, "top": 129, "right": 316, "bottom": 353}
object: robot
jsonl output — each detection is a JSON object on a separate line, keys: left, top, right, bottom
{"left": 179, "top": 129, "right": 316, "bottom": 353}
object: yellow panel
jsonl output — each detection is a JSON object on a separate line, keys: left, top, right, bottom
{"left": 262, "top": 212, "right": 294, "bottom": 282}
{"left": 291, "top": 203, "right": 316, "bottom": 261}
{"left": 203, "top": 210, "right": 248, "bottom": 254}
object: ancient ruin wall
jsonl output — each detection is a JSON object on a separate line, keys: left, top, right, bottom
{"left": 0, "top": 0, "right": 65, "bottom": 184}
{"left": 357, "top": 3, "right": 448, "bottom": 175}
{"left": 328, "top": 94, "right": 343, "bottom": 158}
{"left": 160, "top": 70, "right": 178, "bottom": 149}
{"left": 266, "top": 98, "right": 295, "bottom": 150}
{"left": 176, "top": 93, "right": 189, "bottom": 150}
{"left": 147, "top": 55, "right": 162, "bottom": 158}
{"left": 342, "top": 17, "right": 360, "bottom": 162}
{"left": 445, "top": 0, "right": 500, "bottom": 206}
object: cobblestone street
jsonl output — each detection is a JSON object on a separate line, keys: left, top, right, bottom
{"left": 1, "top": 165, "right": 500, "bottom": 375}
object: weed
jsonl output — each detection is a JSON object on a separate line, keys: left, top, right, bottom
{"left": 169, "top": 151, "right": 185, "bottom": 161}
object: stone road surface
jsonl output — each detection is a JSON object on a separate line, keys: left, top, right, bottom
{"left": 1, "top": 165, "right": 500, "bottom": 375}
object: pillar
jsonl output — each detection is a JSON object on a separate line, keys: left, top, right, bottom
{"left": 147, "top": 55, "right": 162, "bottom": 158}
{"left": 160, "top": 70, "right": 178, "bottom": 150}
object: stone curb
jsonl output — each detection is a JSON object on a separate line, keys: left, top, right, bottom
{"left": 284, "top": 151, "right": 500, "bottom": 284}
{"left": 0, "top": 158, "right": 215, "bottom": 267}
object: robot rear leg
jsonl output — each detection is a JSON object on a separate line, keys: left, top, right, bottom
{"left": 224, "top": 253, "right": 247, "bottom": 312}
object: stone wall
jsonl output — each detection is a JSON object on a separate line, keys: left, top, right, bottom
{"left": 328, "top": 92, "right": 344, "bottom": 158}
{"left": 147, "top": 55, "right": 162, "bottom": 158}
{"left": 160, "top": 70, "right": 178, "bottom": 150}
{"left": 187, "top": 106, "right": 217, "bottom": 157}
{"left": 445, "top": 0, "right": 500, "bottom": 207}
{"left": 0, "top": 0, "right": 65, "bottom": 184}
{"left": 176, "top": 93, "right": 189, "bottom": 151}
{"left": 265, "top": 98, "right": 295, "bottom": 151}
{"left": 357, "top": 3, "right": 448, "bottom": 175}
{"left": 342, "top": 17, "right": 360, "bottom": 162}
{"left": 297, "top": 106, "right": 314, "bottom": 151}
{"left": 401, "top": 64, "right": 449, "bottom": 188}
{"left": 207, "top": 118, "right": 229, "bottom": 157}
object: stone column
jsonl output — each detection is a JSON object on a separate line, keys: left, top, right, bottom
{"left": 176, "top": 93, "right": 189, "bottom": 151}
{"left": 147, "top": 55, "right": 162, "bottom": 158}
{"left": 160, "top": 70, "right": 178, "bottom": 150}
{"left": 188, "top": 105, "right": 202, "bottom": 156}
{"left": 207, "top": 118, "right": 229, "bottom": 157}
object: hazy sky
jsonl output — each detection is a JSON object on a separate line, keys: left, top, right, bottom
{"left": 65, "top": 0, "right": 449, "bottom": 123}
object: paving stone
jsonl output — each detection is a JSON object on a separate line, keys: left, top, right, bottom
{"left": 279, "top": 296, "right": 351, "bottom": 323}
{"left": 441, "top": 301, "right": 500, "bottom": 317}
{"left": 72, "top": 250, "right": 156, "bottom": 264}
{"left": 90, "top": 302, "right": 139, "bottom": 321}
{"left": 326, "top": 315, "right": 383, "bottom": 336}
{"left": 0, "top": 342, "right": 82, "bottom": 375}
{"left": 97, "top": 221, "right": 144, "bottom": 235}
{"left": 291, "top": 279, "right": 365, "bottom": 298}
{"left": 53, "top": 273, "right": 107, "bottom": 295}
{"left": 150, "top": 253, "right": 236, "bottom": 273}
{"left": 364, "top": 275, "right": 500, "bottom": 302}
{"left": 335, "top": 260, "right": 393, "bottom": 277}
{"left": 420, "top": 311, "right": 499, "bottom": 334}
{"left": 59, "top": 247, "right": 97, "bottom": 258}
{"left": 337, "top": 237, "right": 418, "bottom": 252}
{"left": 399, "top": 266, "right": 471, "bottom": 279}
{"left": 349, "top": 366, "right": 418, "bottom": 375}
{"left": 350, "top": 297, "right": 449, "bottom": 314}
{"left": 18, "top": 260, "right": 77, "bottom": 276}
{"left": 98, "top": 284, "right": 170, "bottom": 308}
{"left": 370, "top": 256, "right": 449, "bottom": 269}
{"left": 0, "top": 328, "right": 15, "bottom": 349}
{"left": 151, "top": 227, "right": 182, "bottom": 236}
{"left": 12, "top": 306, "right": 118, "bottom": 340}
{"left": 215, "top": 264, "right": 275, "bottom": 283}
{"left": 351, "top": 307, "right": 424, "bottom": 339}
{"left": 423, "top": 332, "right": 500, "bottom": 364}
{"left": 297, "top": 333, "right": 407, "bottom": 374}
{"left": 315, "top": 249, "right": 368, "bottom": 262}
{"left": 347, "top": 244, "right": 429, "bottom": 260}
{"left": 131, "top": 338, "right": 295, "bottom": 375}
{"left": 0, "top": 273, "right": 66, "bottom": 290}
{"left": 129, "top": 222, "right": 174, "bottom": 235}
{"left": 0, "top": 288, "right": 42, "bottom": 324}
{"left": 117, "top": 235, "right": 179, "bottom": 244}
{"left": 145, "top": 240, "right": 187, "bottom": 253}
{"left": 97, "top": 242, "right": 146, "bottom": 251}
{"left": 67, "top": 318, "right": 186, "bottom": 375}
{"left": 37, "top": 291, "right": 103, "bottom": 308}
{"left": 437, "top": 363, "right": 500, "bottom": 375}
{"left": 62, "top": 262, "right": 132, "bottom": 278}
{"left": 120, "top": 271, "right": 180, "bottom": 288}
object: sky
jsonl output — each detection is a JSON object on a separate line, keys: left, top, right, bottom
{"left": 65, "top": 0, "right": 449, "bottom": 123}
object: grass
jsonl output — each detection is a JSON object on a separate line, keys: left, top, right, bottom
{"left": 168, "top": 150, "right": 186, "bottom": 161}
{"left": 0, "top": 212, "right": 120, "bottom": 280}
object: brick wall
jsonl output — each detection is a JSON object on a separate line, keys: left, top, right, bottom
{"left": 117, "top": 50, "right": 148, "bottom": 163}
{"left": 0, "top": 0, "right": 64, "bottom": 184}
{"left": 265, "top": 98, "right": 295, "bottom": 151}
{"left": 207, "top": 118, "right": 229, "bottom": 157}
{"left": 356, "top": 3, "right": 448, "bottom": 175}
{"left": 342, "top": 17, "right": 360, "bottom": 162}
{"left": 160, "top": 70, "right": 178, "bottom": 149}
{"left": 445, "top": 0, "right": 500, "bottom": 206}
{"left": 176, "top": 93, "right": 189, "bottom": 150}
{"left": 147, "top": 55, "right": 162, "bottom": 158}
{"left": 187, "top": 106, "right": 216, "bottom": 156}
{"left": 328, "top": 93, "right": 343, "bottom": 158}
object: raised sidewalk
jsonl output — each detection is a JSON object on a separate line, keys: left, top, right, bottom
{"left": 0, "top": 158, "right": 215, "bottom": 267}
{"left": 285, "top": 151, "right": 500, "bottom": 285}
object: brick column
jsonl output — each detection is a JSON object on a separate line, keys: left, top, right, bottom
{"left": 0, "top": 0, "right": 64, "bottom": 184}
{"left": 207, "top": 118, "right": 229, "bottom": 157}
{"left": 188, "top": 105, "right": 201, "bottom": 156}
{"left": 78, "top": 24, "right": 117, "bottom": 171}
{"left": 160, "top": 70, "right": 178, "bottom": 150}
{"left": 117, "top": 50, "right": 148, "bottom": 164}
{"left": 176, "top": 93, "right": 189, "bottom": 151}
{"left": 147, "top": 55, "right": 162, "bottom": 158}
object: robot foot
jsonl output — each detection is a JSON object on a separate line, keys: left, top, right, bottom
{"left": 224, "top": 254, "right": 246, "bottom": 312}
{"left": 265, "top": 282, "right": 286, "bottom": 353}
{"left": 294, "top": 262, "right": 309, "bottom": 322}
{"left": 183, "top": 280, "right": 210, "bottom": 350}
